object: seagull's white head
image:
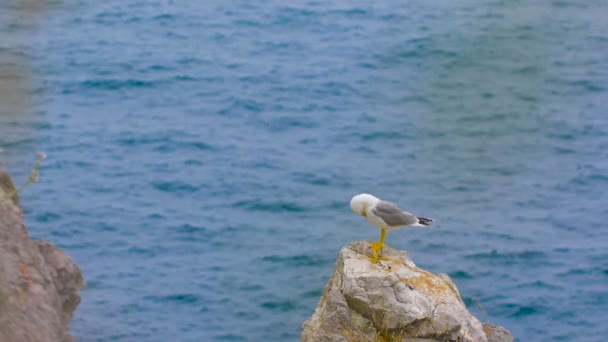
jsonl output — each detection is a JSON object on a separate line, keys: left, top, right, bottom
{"left": 350, "top": 193, "right": 380, "bottom": 217}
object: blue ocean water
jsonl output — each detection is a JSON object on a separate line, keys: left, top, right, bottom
{"left": 1, "top": 0, "right": 608, "bottom": 341}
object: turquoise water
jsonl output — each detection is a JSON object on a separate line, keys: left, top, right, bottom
{"left": 1, "top": 1, "right": 607, "bottom": 341}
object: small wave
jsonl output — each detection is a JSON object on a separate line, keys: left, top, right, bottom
{"left": 327, "top": 200, "right": 350, "bottom": 210}
{"left": 173, "top": 75, "right": 197, "bottom": 82}
{"left": 478, "top": 231, "right": 518, "bottom": 242}
{"left": 127, "top": 245, "right": 166, "bottom": 257}
{"left": 217, "top": 97, "right": 264, "bottom": 116}
{"left": 466, "top": 250, "right": 547, "bottom": 261}
{"left": 35, "top": 211, "right": 62, "bottom": 223}
{"left": 572, "top": 80, "right": 605, "bottom": 93}
{"left": 557, "top": 267, "right": 597, "bottom": 277}
{"left": 144, "top": 293, "right": 201, "bottom": 304}
{"left": 448, "top": 270, "right": 474, "bottom": 279}
{"left": 513, "top": 92, "right": 538, "bottom": 103}
{"left": 238, "top": 284, "right": 264, "bottom": 292}
{"left": 184, "top": 159, "right": 203, "bottom": 166}
{"left": 94, "top": 222, "right": 118, "bottom": 232}
{"left": 426, "top": 242, "right": 450, "bottom": 249}
{"left": 117, "top": 135, "right": 168, "bottom": 147}
{"left": 358, "top": 62, "right": 378, "bottom": 69}
{"left": 154, "top": 140, "right": 212, "bottom": 153}
{"left": 259, "top": 116, "right": 318, "bottom": 132}
{"left": 145, "top": 64, "right": 175, "bottom": 72}
{"left": 506, "top": 304, "right": 539, "bottom": 317}
{"left": 94, "top": 11, "right": 126, "bottom": 19}
{"left": 317, "top": 81, "right": 360, "bottom": 97}
{"left": 260, "top": 300, "right": 296, "bottom": 312}
{"left": 152, "top": 181, "right": 199, "bottom": 194}
{"left": 330, "top": 8, "right": 367, "bottom": 16}
{"left": 235, "top": 310, "right": 259, "bottom": 320}
{"left": 456, "top": 112, "right": 508, "bottom": 123}
{"left": 292, "top": 172, "right": 331, "bottom": 186}
{"left": 176, "top": 57, "right": 206, "bottom": 66}
{"left": 79, "top": 79, "right": 159, "bottom": 91}
{"left": 117, "top": 134, "right": 213, "bottom": 152}
{"left": 552, "top": 145, "right": 576, "bottom": 154}
{"left": 517, "top": 65, "right": 541, "bottom": 75}
{"left": 565, "top": 172, "right": 608, "bottom": 187}
{"left": 360, "top": 130, "right": 409, "bottom": 141}
{"left": 147, "top": 213, "right": 165, "bottom": 220}
{"left": 546, "top": 131, "right": 576, "bottom": 141}
{"left": 233, "top": 200, "right": 306, "bottom": 212}
{"left": 153, "top": 13, "right": 176, "bottom": 21}
{"left": 215, "top": 333, "right": 247, "bottom": 341}
{"left": 514, "top": 280, "right": 561, "bottom": 290}
{"left": 174, "top": 223, "right": 205, "bottom": 234}
{"left": 273, "top": 7, "right": 317, "bottom": 26}
{"left": 233, "top": 19, "right": 264, "bottom": 28}
{"left": 171, "top": 223, "right": 212, "bottom": 242}
{"left": 262, "top": 254, "right": 326, "bottom": 267}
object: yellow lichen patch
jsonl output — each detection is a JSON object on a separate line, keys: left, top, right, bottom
{"left": 377, "top": 329, "right": 390, "bottom": 341}
{"left": 340, "top": 327, "right": 370, "bottom": 342}
{"left": 402, "top": 270, "right": 451, "bottom": 298}
{"left": 379, "top": 256, "right": 407, "bottom": 267}
{"left": 483, "top": 323, "right": 495, "bottom": 336}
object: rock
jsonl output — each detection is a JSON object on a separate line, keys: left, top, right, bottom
{"left": 483, "top": 324, "right": 514, "bottom": 342}
{"left": 0, "top": 173, "right": 85, "bottom": 342}
{"left": 301, "top": 241, "right": 513, "bottom": 342}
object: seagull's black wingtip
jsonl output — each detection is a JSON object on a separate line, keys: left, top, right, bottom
{"left": 417, "top": 217, "right": 434, "bottom": 226}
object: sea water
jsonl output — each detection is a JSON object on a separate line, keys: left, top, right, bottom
{"left": 1, "top": 1, "right": 607, "bottom": 341}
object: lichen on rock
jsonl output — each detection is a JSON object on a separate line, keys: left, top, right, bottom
{"left": 301, "top": 241, "right": 513, "bottom": 342}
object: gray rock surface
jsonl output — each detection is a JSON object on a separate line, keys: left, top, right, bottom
{"left": 483, "top": 324, "right": 514, "bottom": 342}
{"left": 0, "top": 171, "right": 85, "bottom": 342}
{"left": 301, "top": 241, "right": 513, "bottom": 342}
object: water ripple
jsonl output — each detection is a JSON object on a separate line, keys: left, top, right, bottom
{"left": 232, "top": 200, "right": 307, "bottom": 213}
{"left": 261, "top": 254, "right": 327, "bottom": 268}
{"left": 152, "top": 181, "right": 199, "bottom": 194}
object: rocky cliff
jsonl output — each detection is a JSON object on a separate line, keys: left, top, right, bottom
{"left": 0, "top": 171, "right": 85, "bottom": 342}
{"left": 301, "top": 241, "right": 513, "bottom": 342}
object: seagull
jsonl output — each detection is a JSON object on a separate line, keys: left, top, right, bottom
{"left": 350, "top": 193, "right": 433, "bottom": 261}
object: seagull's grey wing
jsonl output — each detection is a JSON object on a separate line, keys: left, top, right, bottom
{"left": 373, "top": 201, "right": 419, "bottom": 227}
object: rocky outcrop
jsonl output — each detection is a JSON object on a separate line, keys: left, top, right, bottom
{"left": 483, "top": 324, "right": 514, "bottom": 342}
{"left": 0, "top": 171, "right": 85, "bottom": 342}
{"left": 301, "top": 241, "right": 513, "bottom": 342}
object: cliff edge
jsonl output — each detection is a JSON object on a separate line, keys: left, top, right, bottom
{"left": 301, "top": 241, "right": 513, "bottom": 342}
{"left": 0, "top": 171, "right": 85, "bottom": 342}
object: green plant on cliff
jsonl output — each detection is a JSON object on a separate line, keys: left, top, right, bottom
{"left": 0, "top": 150, "right": 46, "bottom": 205}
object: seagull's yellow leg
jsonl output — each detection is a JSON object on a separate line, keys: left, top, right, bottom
{"left": 371, "top": 229, "right": 386, "bottom": 262}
